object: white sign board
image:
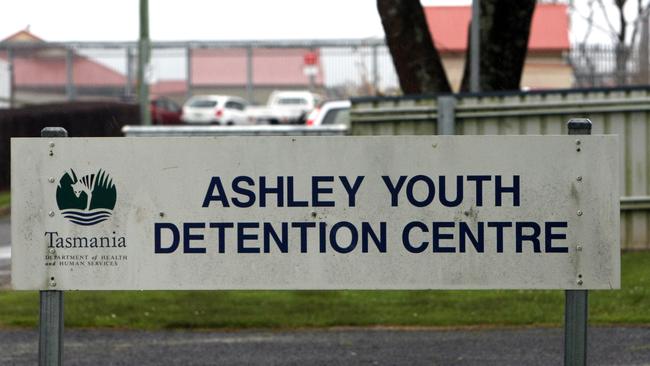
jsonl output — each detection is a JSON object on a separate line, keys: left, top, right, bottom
{"left": 11, "top": 136, "right": 620, "bottom": 290}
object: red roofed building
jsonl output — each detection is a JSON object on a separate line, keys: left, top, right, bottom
{"left": 0, "top": 30, "right": 127, "bottom": 104}
{"left": 424, "top": 3, "right": 572, "bottom": 90}
{"left": 192, "top": 48, "right": 323, "bottom": 87}
{"left": 152, "top": 48, "right": 324, "bottom": 104}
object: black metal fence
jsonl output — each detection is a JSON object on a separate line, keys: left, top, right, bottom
{"left": 569, "top": 43, "right": 649, "bottom": 88}
{"left": 0, "top": 39, "right": 399, "bottom": 107}
{"left": 1, "top": 39, "right": 648, "bottom": 107}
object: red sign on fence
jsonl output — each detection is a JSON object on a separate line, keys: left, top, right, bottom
{"left": 303, "top": 52, "right": 318, "bottom": 66}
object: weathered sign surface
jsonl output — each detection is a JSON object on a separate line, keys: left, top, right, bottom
{"left": 11, "top": 136, "right": 619, "bottom": 290}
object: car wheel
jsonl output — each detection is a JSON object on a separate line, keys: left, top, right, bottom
{"left": 227, "top": 121, "right": 234, "bottom": 126}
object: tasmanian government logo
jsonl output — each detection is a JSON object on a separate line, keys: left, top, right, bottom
{"left": 56, "top": 169, "right": 117, "bottom": 226}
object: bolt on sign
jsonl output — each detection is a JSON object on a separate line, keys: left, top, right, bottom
{"left": 11, "top": 136, "right": 619, "bottom": 290}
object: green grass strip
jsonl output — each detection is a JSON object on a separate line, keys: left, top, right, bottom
{"left": 0, "top": 252, "right": 647, "bottom": 329}
{"left": 0, "top": 191, "right": 10, "bottom": 209}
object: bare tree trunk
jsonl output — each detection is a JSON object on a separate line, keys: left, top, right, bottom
{"left": 460, "top": 0, "right": 536, "bottom": 92}
{"left": 640, "top": 12, "right": 650, "bottom": 84}
{"left": 377, "top": 0, "right": 452, "bottom": 94}
{"left": 615, "top": 0, "right": 629, "bottom": 85}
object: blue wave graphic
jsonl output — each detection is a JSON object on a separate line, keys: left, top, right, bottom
{"left": 61, "top": 209, "right": 112, "bottom": 226}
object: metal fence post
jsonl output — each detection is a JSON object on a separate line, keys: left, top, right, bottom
{"left": 7, "top": 47, "right": 15, "bottom": 108}
{"left": 308, "top": 46, "right": 316, "bottom": 92}
{"left": 65, "top": 49, "right": 76, "bottom": 101}
{"left": 186, "top": 46, "right": 193, "bottom": 101}
{"left": 372, "top": 44, "right": 379, "bottom": 95}
{"left": 437, "top": 95, "right": 456, "bottom": 135}
{"left": 39, "top": 127, "right": 67, "bottom": 366}
{"left": 246, "top": 46, "right": 254, "bottom": 103}
{"left": 565, "top": 118, "right": 591, "bottom": 366}
{"left": 138, "top": 0, "right": 151, "bottom": 125}
{"left": 470, "top": 0, "right": 481, "bottom": 92}
{"left": 125, "top": 47, "right": 134, "bottom": 99}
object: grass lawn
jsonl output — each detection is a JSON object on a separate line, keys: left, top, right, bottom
{"left": 0, "top": 251, "right": 647, "bottom": 330}
{"left": 0, "top": 191, "right": 9, "bottom": 209}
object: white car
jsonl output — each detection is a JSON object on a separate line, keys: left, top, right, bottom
{"left": 306, "top": 100, "right": 351, "bottom": 126}
{"left": 247, "top": 90, "right": 323, "bottom": 125}
{"left": 181, "top": 95, "right": 249, "bottom": 125}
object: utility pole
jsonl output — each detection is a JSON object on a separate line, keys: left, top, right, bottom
{"left": 470, "top": 0, "right": 481, "bottom": 92}
{"left": 138, "top": 0, "right": 151, "bottom": 125}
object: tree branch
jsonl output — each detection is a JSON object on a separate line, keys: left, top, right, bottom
{"left": 596, "top": 0, "right": 622, "bottom": 40}
{"left": 568, "top": 1, "right": 622, "bottom": 39}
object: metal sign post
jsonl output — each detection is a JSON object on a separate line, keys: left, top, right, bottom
{"left": 437, "top": 95, "right": 456, "bottom": 135}
{"left": 565, "top": 118, "right": 591, "bottom": 366}
{"left": 38, "top": 127, "right": 66, "bottom": 366}
{"left": 470, "top": 0, "right": 481, "bottom": 92}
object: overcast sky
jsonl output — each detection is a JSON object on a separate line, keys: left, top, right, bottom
{"left": 0, "top": 0, "right": 635, "bottom": 45}
{"left": 1, "top": 0, "right": 387, "bottom": 41}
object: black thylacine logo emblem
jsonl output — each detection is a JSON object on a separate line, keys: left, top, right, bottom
{"left": 56, "top": 169, "right": 117, "bottom": 226}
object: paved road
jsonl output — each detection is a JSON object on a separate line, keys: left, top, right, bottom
{"left": 0, "top": 326, "right": 648, "bottom": 365}
{"left": 0, "top": 216, "right": 9, "bottom": 288}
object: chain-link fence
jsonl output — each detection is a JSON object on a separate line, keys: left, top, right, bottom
{"left": 0, "top": 40, "right": 401, "bottom": 107}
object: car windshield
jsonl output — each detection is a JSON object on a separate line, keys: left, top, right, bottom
{"left": 276, "top": 97, "right": 307, "bottom": 105}
{"left": 322, "top": 108, "right": 350, "bottom": 125}
{"left": 188, "top": 99, "right": 218, "bottom": 108}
